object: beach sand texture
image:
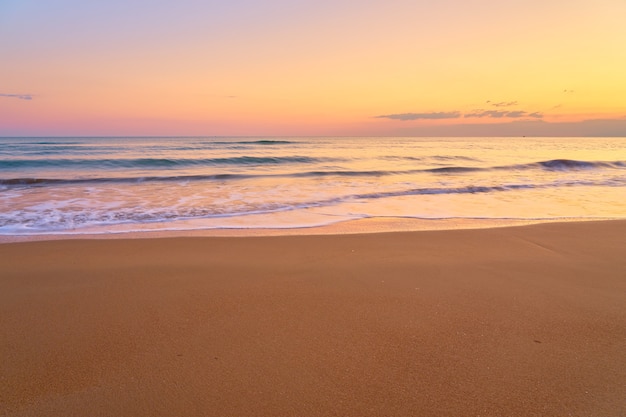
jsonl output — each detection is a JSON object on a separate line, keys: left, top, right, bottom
{"left": 1, "top": 221, "right": 625, "bottom": 416}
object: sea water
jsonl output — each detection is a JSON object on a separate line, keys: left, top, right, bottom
{"left": 0, "top": 136, "right": 624, "bottom": 235}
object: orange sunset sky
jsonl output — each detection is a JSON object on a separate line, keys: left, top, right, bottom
{"left": 1, "top": 0, "right": 625, "bottom": 136}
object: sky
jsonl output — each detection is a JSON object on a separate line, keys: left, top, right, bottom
{"left": 1, "top": 0, "right": 625, "bottom": 136}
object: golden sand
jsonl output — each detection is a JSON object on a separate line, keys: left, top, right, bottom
{"left": 1, "top": 221, "right": 625, "bottom": 416}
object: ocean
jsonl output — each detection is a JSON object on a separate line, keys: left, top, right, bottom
{"left": 1, "top": 136, "right": 625, "bottom": 235}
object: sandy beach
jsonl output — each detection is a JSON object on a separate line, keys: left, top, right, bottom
{"left": 1, "top": 220, "right": 625, "bottom": 417}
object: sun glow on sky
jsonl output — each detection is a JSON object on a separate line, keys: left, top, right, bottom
{"left": 1, "top": 0, "right": 625, "bottom": 136}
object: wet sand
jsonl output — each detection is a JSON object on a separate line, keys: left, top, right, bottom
{"left": 1, "top": 220, "right": 625, "bottom": 416}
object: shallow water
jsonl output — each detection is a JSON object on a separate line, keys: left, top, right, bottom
{"left": 1, "top": 136, "right": 624, "bottom": 235}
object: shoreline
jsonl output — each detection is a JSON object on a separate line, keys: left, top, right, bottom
{"left": 0, "top": 216, "right": 621, "bottom": 244}
{"left": 2, "top": 219, "right": 625, "bottom": 416}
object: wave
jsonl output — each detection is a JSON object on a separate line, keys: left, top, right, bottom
{"left": 204, "top": 139, "right": 296, "bottom": 146}
{"left": 294, "top": 159, "right": 625, "bottom": 177}
{"left": 434, "top": 159, "right": 626, "bottom": 173}
{"left": 381, "top": 155, "right": 481, "bottom": 162}
{"left": 352, "top": 184, "right": 536, "bottom": 200}
{"left": 2, "top": 167, "right": 621, "bottom": 192}
{"left": 294, "top": 169, "right": 396, "bottom": 177}
{"left": 2, "top": 162, "right": 625, "bottom": 189}
{"left": 12, "top": 141, "right": 85, "bottom": 145}
{"left": 2, "top": 157, "right": 625, "bottom": 190}
{"left": 532, "top": 159, "right": 625, "bottom": 170}
{"left": 425, "top": 166, "right": 482, "bottom": 173}
{"left": 3, "top": 156, "right": 623, "bottom": 173}
{"left": 0, "top": 170, "right": 432, "bottom": 187}
{"left": 233, "top": 140, "right": 295, "bottom": 145}
{"left": 2, "top": 180, "right": 621, "bottom": 233}
{"left": 0, "top": 155, "right": 332, "bottom": 170}
{"left": 0, "top": 174, "right": 253, "bottom": 187}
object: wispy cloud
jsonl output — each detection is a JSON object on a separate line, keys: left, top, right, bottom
{"left": 375, "top": 111, "right": 461, "bottom": 121}
{"left": 390, "top": 118, "right": 626, "bottom": 137}
{"left": 376, "top": 106, "right": 544, "bottom": 122}
{"left": 487, "top": 100, "right": 518, "bottom": 107}
{"left": 0, "top": 93, "right": 33, "bottom": 100}
{"left": 465, "top": 110, "right": 543, "bottom": 119}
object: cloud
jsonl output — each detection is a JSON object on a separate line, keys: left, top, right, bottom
{"left": 489, "top": 101, "right": 518, "bottom": 107}
{"left": 387, "top": 118, "right": 626, "bottom": 137}
{"left": 0, "top": 93, "right": 33, "bottom": 100}
{"left": 376, "top": 109, "right": 543, "bottom": 122}
{"left": 375, "top": 111, "right": 461, "bottom": 121}
{"left": 465, "top": 110, "right": 543, "bottom": 119}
